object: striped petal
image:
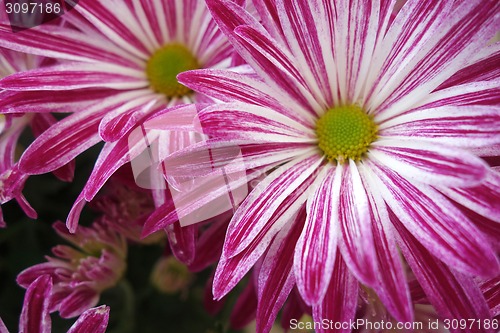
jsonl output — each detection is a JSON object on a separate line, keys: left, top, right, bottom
{"left": 360, "top": 164, "right": 413, "bottom": 322}
{"left": 338, "top": 161, "right": 377, "bottom": 287}
{"left": 19, "top": 275, "right": 52, "bottom": 333}
{"left": 371, "top": 162, "right": 499, "bottom": 277}
{"left": 371, "top": 139, "right": 489, "bottom": 187}
{"left": 294, "top": 166, "right": 339, "bottom": 305}
{"left": 178, "top": 69, "right": 315, "bottom": 126}
{"left": 312, "top": 254, "right": 358, "bottom": 333}
{"left": 197, "top": 102, "right": 315, "bottom": 142}
{"left": 67, "top": 305, "right": 109, "bottom": 333}
{"left": 0, "top": 64, "right": 146, "bottom": 91}
{"left": 256, "top": 206, "right": 305, "bottom": 333}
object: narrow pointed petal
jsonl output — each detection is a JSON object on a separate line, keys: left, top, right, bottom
{"left": 197, "top": 102, "right": 314, "bottom": 143}
{"left": 165, "top": 223, "right": 196, "bottom": 265}
{"left": 0, "top": 90, "right": 114, "bottom": 114}
{"left": 312, "top": 253, "right": 358, "bottom": 333}
{"left": 0, "top": 24, "right": 134, "bottom": 65}
{"left": 18, "top": 107, "right": 107, "bottom": 174}
{"left": 338, "top": 161, "right": 377, "bottom": 287}
{"left": 360, "top": 164, "right": 413, "bottom": 322}
{"left": 395, "top": 217, "right": 493, "bottom": 333}
{"left": 19, "top": 275, "right": 52, "bottom": 333}
{"left": 380, "top": 105, "right": 500, "bottom": 149}
{"left": 256, "top": 206, "right": 306, "bottom": 333}
{"left": 371, "top": 162, "right": 499, "bottom": 277}
{"left": 371, "top": 140, "right": 489, "bottom": 187}
{"left": 294, "top": 166, "right": 339, "bottom": 305}
{"left": 67, "top": 305, "right": 109, "bottom": 333}
{"left": 178, "top": 69, "right": 314, "bottom": 126}
{"left": 0, "top": 64, "right": 146, "bottom": 91}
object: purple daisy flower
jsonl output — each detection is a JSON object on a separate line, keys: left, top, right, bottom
{"left": 0, "top": 0, "right": 238, "bottom": 231}
{"left": 16, "top": 221, "right": 126, "bottom": 318}
{"left": 162, "top": 0, "right": 499, "bottom": 331}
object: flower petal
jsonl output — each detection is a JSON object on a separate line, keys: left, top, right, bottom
{"left": 312, "top": 253, "right": 358, "bottom": 333}
{"left": 59, "top": 288, "right": 100, "bottom": 318}
{"left": 380, "top": 105, "right": 500, "bottom": 149}
{"left": 212, "top": 172, "right": 314, "bottom": 299}
{"left": 371, "top": 139, "right": 488, "bottom": 187}
{"left": 294, "top": 166, "right": 339, "bottom": 305}
{"left": 67, "top": 305, "right": 109, "bottom": 333}
{"left": 338, "top": 161, "right": 377, "bottom": 287}
{"left": 0, "top": 63, "right": 146, "bottom": 91}
{"left": 360, "top": 164, "right": 413, "bottom": 322}
{"left": 197, "top": 102, "right": 315, "bottom": 143}
{"left": 19, "top": 275, "right": 52, "bottom": 333}
{"left": 256, "top": 206, "right": 306, "bottom": 333}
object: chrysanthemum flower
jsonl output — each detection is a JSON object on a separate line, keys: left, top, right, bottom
{"left": 16, "top": 221, "right": 126, "bottom": 318}
{"left": 0, "top": 275, "right": 109, "bottom": 333}
{"left": 162, "top": 0, "right": 500, "bottom": 331}
{"left": 0, "top": 0, "right": 236, "bottom": 231}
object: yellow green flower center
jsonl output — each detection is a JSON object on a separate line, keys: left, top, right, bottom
{"left": 146, "top": 43, "right": 199, "bottom": 98}
{"left": 315, "top": 105, "right": 377, "bottom": 163}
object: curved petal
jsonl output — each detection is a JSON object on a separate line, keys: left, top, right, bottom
{"left": 19, "top": 275, "right": 52, "bottom": 333}
{"left": 256, "top": 205, "right": 306, "bottom": 333}
{"left": 67, "top": 305, "right": 109, "bottom": 333}
{"left": 294, "top": 166, "right": 339, "bottom": 305}
{"left": 338, "top": 161, "right": 377, "bottom": 287}
{"left": 360, "top": 164, "right": 413, "bottom": 322}
{"left": 380, "top": 105, "right": 500, "bottom": 149}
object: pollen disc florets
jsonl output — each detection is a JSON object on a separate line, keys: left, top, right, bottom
{"left": 316, "top": 105, "right": 377, "bottom": 163}
{"left": 146, "top": 43, "right": 199, "bottom": 98}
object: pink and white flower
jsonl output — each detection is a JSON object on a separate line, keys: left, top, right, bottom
{"left": 159, "top": 0, "right": 500, "bottom": 332}
{"left": 0, "top": 275, "right": 109, "bottom": 333}
{"left": 16, "top": 221, "right": 126, "bottom": 318}
{"left": 0, "top": 0, "right": 237, "bottom": 232}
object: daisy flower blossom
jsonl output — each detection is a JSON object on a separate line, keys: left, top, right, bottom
{"left": 165, "top": 0, "right": 500, "bottom": 331}
{"left": 0, "top": 0, "right": 237, "bottom": 232}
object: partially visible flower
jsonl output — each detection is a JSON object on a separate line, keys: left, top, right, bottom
{"left": 0, "top": 0, "right": 240, "bottom": 232}
{"left": 0, "top": 275, "right": 109, "bottom": 333}
{"left": 150, "top": 255, "right": 193, "bottom": 295}
{"left": 16, "top": 221, "right": 126, "bottom": 318}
